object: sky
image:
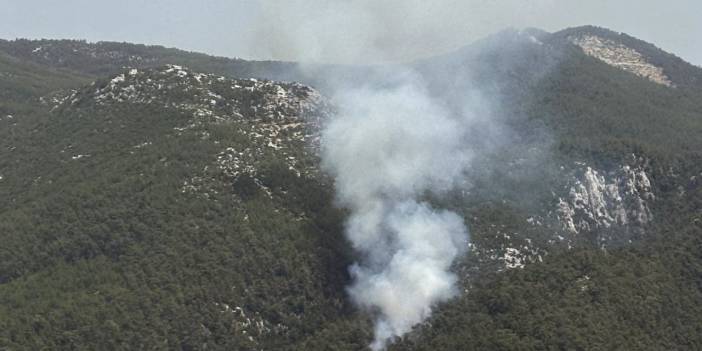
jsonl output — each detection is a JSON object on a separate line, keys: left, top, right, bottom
{"left": 1, "top": 0, "right": 700, "bottom": 65}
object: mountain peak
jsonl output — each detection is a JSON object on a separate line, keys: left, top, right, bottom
{"left": 568, "top": 32, "right": 674, "bottom": 87}
{"left": 553, "top": 25, "right": 702, "bottom": 89}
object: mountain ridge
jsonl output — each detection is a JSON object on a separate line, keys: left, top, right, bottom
{"left": 4, "top": 25, "right": 701, "bottom": 91}
{"left": 1, "top": 25, "right": 701, "bottom": 350}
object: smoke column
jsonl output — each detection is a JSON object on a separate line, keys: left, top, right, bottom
{"left": 250, "top": 1, "right": 496, "bottom": 349}
{"left": 321, "top": 76, "right": 472, "bottom": 349}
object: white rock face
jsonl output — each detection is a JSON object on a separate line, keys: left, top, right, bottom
{"left": 569, "top": 34, "right": 673, "bottom": 87}
{"left": 502, "top": 247, "right": 525, "bottom": 269}
{"left": 557, "top": 161, "right": 654, "bottom": 235}
{"left": 213, "top": 303, "right": 288, "bottom": 345}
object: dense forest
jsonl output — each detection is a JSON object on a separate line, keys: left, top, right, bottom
{"left": 0, "top": 26, "right": 701, "bottom": 350}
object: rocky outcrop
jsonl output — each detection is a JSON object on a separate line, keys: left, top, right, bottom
{"left": 569, "top": 34, "right": 673, "bottom": 87}
{"left": 53, "top": 65, "right": 330, "bottom": 199}
{"left": 557, "top": 159, "right": 654, "bottom": 236}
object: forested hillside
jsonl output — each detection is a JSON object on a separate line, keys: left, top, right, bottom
{"left": 0, "top": 26, "right": 701, "bottom": 350}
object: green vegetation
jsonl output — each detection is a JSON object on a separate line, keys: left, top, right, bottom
{"left": 0, "top": 27, "right": 701, "bottom": 350}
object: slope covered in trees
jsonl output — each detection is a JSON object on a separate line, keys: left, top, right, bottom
{"left": 0, "top": 26, "right": 701, "bottom": 350}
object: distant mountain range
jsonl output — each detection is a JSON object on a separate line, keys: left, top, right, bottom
{"left": 1, "top": 26, "right": 701, "bottom": 350}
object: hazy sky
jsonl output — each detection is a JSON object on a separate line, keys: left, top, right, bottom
{"left": 1, "top": 0, "right": 700, "bottom": 65}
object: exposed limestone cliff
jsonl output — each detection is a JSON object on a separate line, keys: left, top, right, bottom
{"left": 569, "top": 34, "right": 673, "bottom": 87}
{"left": 557, "top": 159, "right": 654, "bottom": 236}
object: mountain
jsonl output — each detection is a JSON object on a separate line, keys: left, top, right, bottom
{"left": 1, "top": 26, "right": 701, "bottom": 350}
{"left": 0, "top": 38, "right": 297, "bottom": 82}
{"left": 554, "top": 25, "right": 702, "bottom": 89}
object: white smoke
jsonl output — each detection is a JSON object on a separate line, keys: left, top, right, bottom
{"left": 321, "top": 77, "right": 474, "bottom": 349}
{"left": 346, "top": 202, "right": 468, "bottom": 350}
{"left": 250, "top": 0, "right": 556, "bottom": 64}
{"left": 250, "top": 1, "right": 498, "bottom": 349}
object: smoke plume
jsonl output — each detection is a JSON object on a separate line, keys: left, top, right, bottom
{"left": 321, "top": 76, "right": 474, "bottom": 349}
{"left": 251, "top": 1, "right": 497, "bottom": 349}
